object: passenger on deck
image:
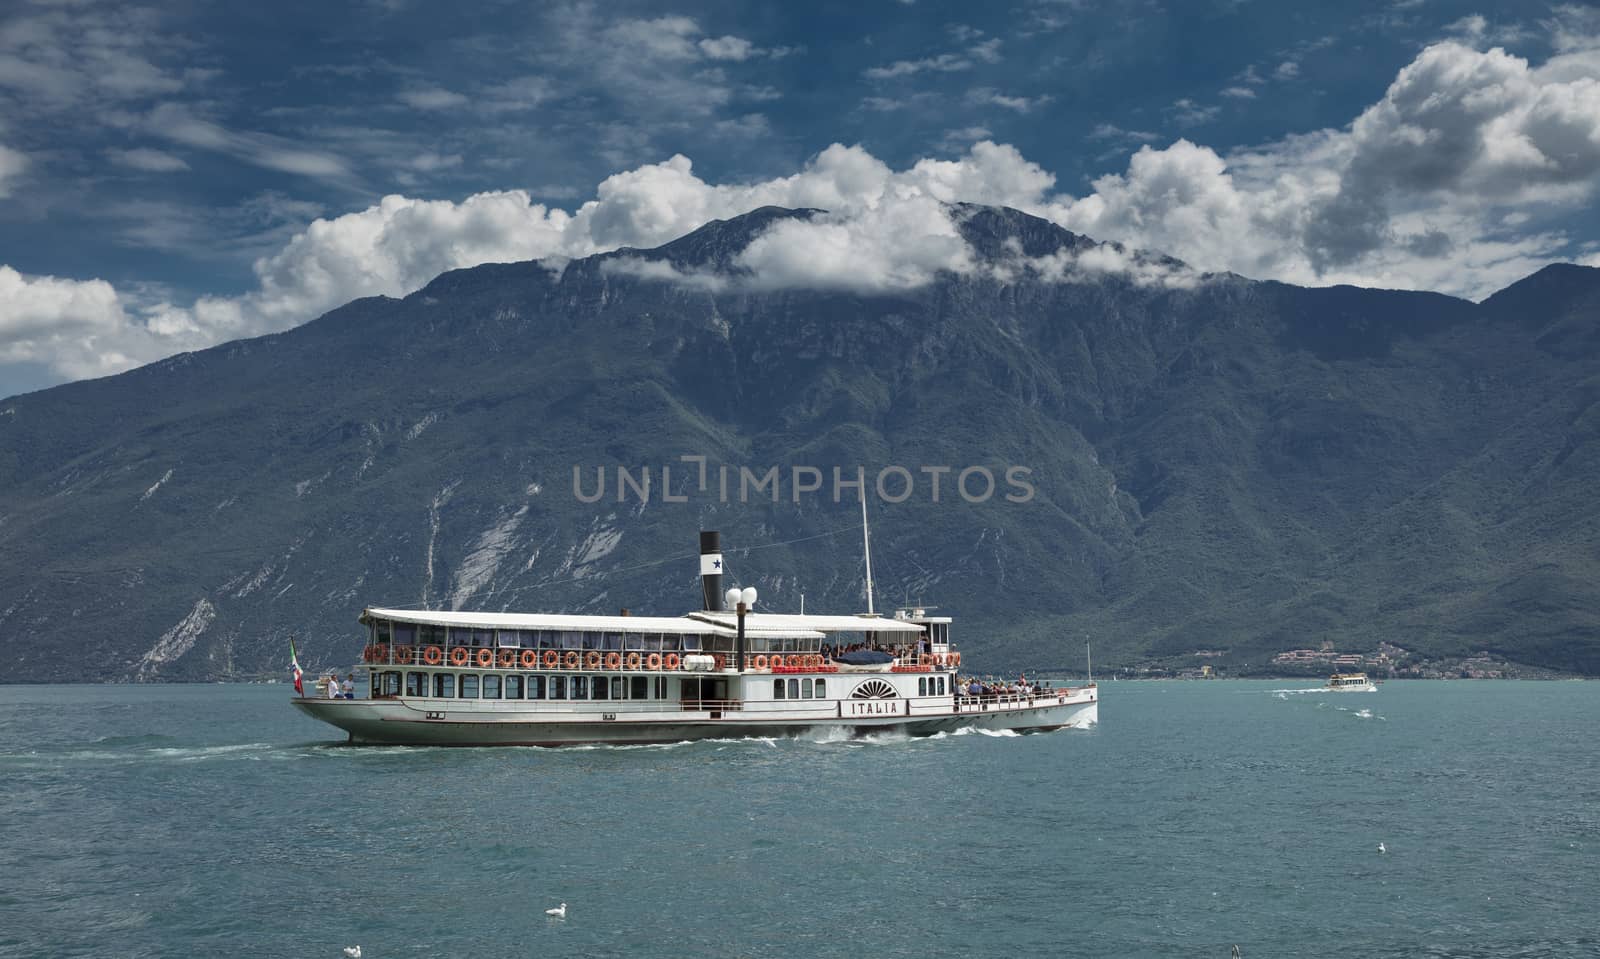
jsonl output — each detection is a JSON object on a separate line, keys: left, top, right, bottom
{"left": 341, "top": 674, "right": 355, "bottom": 699}
{"left": 324, "top": 676, "right": 339, "bottom": 699}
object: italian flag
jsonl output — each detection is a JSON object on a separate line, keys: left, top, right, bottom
{"left": 289, "top": 638, "right": 304, "bottom": 695}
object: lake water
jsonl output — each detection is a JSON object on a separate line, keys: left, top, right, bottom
{"left": 1, "top": 680, "right": 1596, "bottom": 958}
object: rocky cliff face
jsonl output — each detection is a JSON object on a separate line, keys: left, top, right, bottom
{"left": 1, "top": 205, "right": 1596, "bottom": 681}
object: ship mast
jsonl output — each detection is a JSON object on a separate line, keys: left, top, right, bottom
{"left": 860, "top": 479, "right": 876, "bottom": 615}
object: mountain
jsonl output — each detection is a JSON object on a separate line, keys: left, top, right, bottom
{"left": 2, "top": 205, "right": 1597, "bottom": 682}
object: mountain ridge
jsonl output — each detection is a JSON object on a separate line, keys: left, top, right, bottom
{"left": 1, "top": 204, "right": 1597, "bottom": 682}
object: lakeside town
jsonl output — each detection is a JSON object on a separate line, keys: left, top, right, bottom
{"left": 1059, "top": 641, "right": 1578, "bottom": 681}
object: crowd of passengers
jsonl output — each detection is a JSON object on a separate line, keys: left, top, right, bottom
{"left": 955, "top": 676, "right": 1046, "bottom": 700}
{"left": 820, "top": 639, "right": 935, "bottom": 661}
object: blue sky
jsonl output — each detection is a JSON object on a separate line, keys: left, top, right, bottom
{"left": 2, "top": 0, "right": 1599, "bottom": 398}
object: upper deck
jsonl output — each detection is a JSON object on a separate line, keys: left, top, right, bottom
{"left": 358, "top": 605, "right": 957, "bottom": 673}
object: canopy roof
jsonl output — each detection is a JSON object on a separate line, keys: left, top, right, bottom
{"left": 362, "top": 607, "right": 826, "bottom": 640}
{"left": 686, "top": 611, "right": 925, "bottom": 634}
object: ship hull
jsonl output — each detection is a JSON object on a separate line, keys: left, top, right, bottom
{"left": 291, "top": 690, "right": 1097, "bottom": 747}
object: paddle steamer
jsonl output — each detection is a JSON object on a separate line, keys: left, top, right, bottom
{"left": 291, "top": 532, "right": 1098, "bottom": 746}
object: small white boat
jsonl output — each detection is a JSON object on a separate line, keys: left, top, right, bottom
{"left": 1324, "top": 672, "right": 1376, "bottom": 692}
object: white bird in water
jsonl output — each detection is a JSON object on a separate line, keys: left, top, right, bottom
{"left": 343, "top": 948, "right": 361, "bottom": 958}
{"left": 545, "top": 902, "right": 567, "bottom": 919}
{"left": 1378, "top": 842, "right": 1387, "bottom": 854}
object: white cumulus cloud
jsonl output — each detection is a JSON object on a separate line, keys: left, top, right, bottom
{"left": 5, "top": 30, "right": 1600, "bottom": 389}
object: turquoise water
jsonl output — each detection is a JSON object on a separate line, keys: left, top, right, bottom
{"left": 1, "top": 680, "right": 1596, "bottom": 958}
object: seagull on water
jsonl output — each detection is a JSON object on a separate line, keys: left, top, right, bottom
{"left": 545, "top": 902, "right": 567, "bottom": 919}
{"left": 343, "top": 948, "right": 361, "bottom": 958}
{"left": 1378, "top": 842, "right": 1387, "bottom": 854}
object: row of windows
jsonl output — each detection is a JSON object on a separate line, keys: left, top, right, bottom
{"left": 376, "top": 671, "right": 667, "bottom": 701}
{"left": 769, "top": 676, "right": 949, "bottom": 700}
{"left": 773, "top": 678, "right": 827, "bottom": 700}
{"left": 376, "top": 622, "right": 708, "bottom": 652}
{"left": 371, "top": 621, "right": 828, "bottom": 654}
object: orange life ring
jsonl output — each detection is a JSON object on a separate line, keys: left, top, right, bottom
{"left": 952, "top": 652, "right": 961, "bottom": 667}
{"left": 664, "top": 653, "right": 681, "bottom": 670}
{"left": 449, "top": 647, "right": 470, "bottom": 667}
{"left": 475, "top": 648, "right": 494, "bottom": 668}
{"left": 625, "top": 651, "right": 642, "bottom": 670}
{"left": 605, "top": 652, "right": 622, "bottom": 669}
{"left": 584, "top": 651, "right": 602, "bottom": 670}
{"left": 520, "top": 650, "right": 538, "bottom": 669}
{"left": 395, "top": 645, "right": 414, "bottom": 665}
{"left": 753, "top": 654, "right": 768, "bottom": 670}
{"left": 564, "top": 651, "right": 580, "bottom": 670}
{"left": 785, "top": 655, "right": 799, "bottom": 669}
{"left": 422, "top": 645, "right": 443, "bottom": 665}
{"left": 544, "top": 650, "right": 559, "bottom": 668}
{"left": 497, "top": 648, "right": 516, "bottom": 669}
{"left": 713, "top": 653, "right": 726, "bottom": 670}
{"left": 646, "top": 652, "right": 662, "bottom": 670}
{"left": 361, "top": 646, "right": 373, "bottom": 663}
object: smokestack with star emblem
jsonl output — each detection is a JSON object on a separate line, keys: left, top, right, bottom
{"left": 699, "top": 530, "right": 723, "bottom": 611}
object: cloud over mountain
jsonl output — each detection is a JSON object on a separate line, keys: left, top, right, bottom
{"left": 4, "top": 28, "right": 1600, "bottom": 391}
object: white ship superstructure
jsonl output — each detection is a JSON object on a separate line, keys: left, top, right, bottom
{"left": 292, "top": 531, "right": 1097, "bottom": 745}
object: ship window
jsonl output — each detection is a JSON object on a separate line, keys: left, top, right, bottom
{"left": 655, "top": 677, "right": 666, "bottom": 699}
{"left": 774, "top": 679, "right": 785, "bottom": 700}
{"left": 592, "top": 676, "right": 609, "bottom": 699}
{"left": 550, "top": 676, "right": 567, "bottom": 700}
{"left": 559, "top": 631, "right": 583, "bottom": 650}
{"left": 815, "top": 679, "right": 826, "bottom": 698}
{"left": 375, "top": 620, "right": 393, "bottom": 644}
{"left": 418, "top": 624, "right": 444, "bottom": 646}
{"left": 611, "top": 676, "right": 627, "bottom": 700}
{"left": 802, "top": 678, "right": 813, "bottom": 698}
{"left": 406, "top": 672, "right": 427, "bottom": 696}
{"left": 482, "top": 675, "right": 501, "bottom": 700}
{"left": 527, "top": 675, "right": 545, "bottom": 700}
{"left": 571, "top": 676, "right": 588, "bottom": 700}
{"left": 433, "top": 673, "right": 455, "bottom": 698}
{"left": 497, "top": 630, "right": 523, "bottom": 649}
{"left": 601, "top": 632, "right": 623, "bottom": 651}
{"left": 783, "top": 678, "right": 796, "bottom": 699}
{"left": 459, "top": 675, "right": 480, "bottom": 698}
{"left": 919, "top": 677, "right": 928, "bottom": 696}
{"left": 381, "top": 672, "right": 402, "bottom": 696}
{"left": 631, "top": 676, "right": 648, "bottom": 700}
{"left": 393, "top": 623, "right": 417, "bottom": 645}
{"left": 505, "top": 676, "right": 522, "bottom": 699}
